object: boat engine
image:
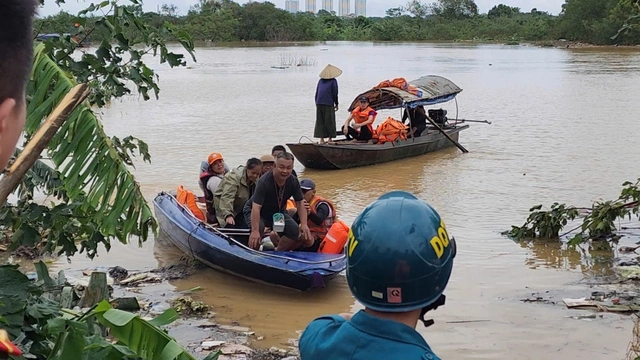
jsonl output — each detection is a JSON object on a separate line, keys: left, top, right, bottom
{"left": 428, "top": 109, "right": 448, "bottom": 125}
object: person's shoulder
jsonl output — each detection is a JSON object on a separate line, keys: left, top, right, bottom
{"left": 300, "top": 315, "right": 347, "bottom": 343}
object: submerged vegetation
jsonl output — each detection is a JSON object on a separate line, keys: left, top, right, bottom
{"left": 504, "top": 178, "right": 640, "bottom": 245}
{"left": 34, "top": 0, "right": 640, "bottom": 45}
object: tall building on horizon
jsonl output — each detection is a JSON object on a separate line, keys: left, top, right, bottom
{"left": 338, "top": 0, "right": 349, "bottom": 16}
{"left": 305, "top": 0, "right": 316, "bottom": 13}
{"left": 355, "top": 0, "right": 366, "bottom": 16}
{"left": 285, "top": 0, "right": 299, "bottom": 13}
{"left": 322, "top": 0, "right": 333, "bottom": 13}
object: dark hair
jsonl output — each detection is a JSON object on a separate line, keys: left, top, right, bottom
{"left": 276, "top": 151, "right": 295, "bottom": 162}
{"left": 271, "top": 145, "right": 286, "bottom": 154}
{"left": 246, "top": 157, "right": 262, "bottom": 170}
{"left": 0, "top": 0, "right": 38, "bottom": 104}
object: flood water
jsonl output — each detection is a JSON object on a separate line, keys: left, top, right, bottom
{"left": 51, "top": 42, "right": 640, "bottom": 359}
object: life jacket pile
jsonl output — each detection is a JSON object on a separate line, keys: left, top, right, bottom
{"left": 373, "top": 117, "right": 409, "bottom": 144}
{"left": 372, "top": 77, "right": 422, "bottom": 97}
{"left": 176, "top": 185, "right": 206, "bottom": 222}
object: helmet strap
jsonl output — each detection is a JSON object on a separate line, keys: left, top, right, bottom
{"left": 419, "top": 294, "right": 446, "bottom": 328}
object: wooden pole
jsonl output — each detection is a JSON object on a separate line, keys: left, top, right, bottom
{"left": 425, "top": 115, "right": 469, "bottom": 154}
{"left": 0, "top": 84, "right": 91, "bottom": 206}
{"left": 79, "top": 272, "right": 109, "bottom": 308}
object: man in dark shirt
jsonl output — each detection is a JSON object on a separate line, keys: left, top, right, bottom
{"left": 402, "top": 105, "right": 428, "bottom": 137}
{"left": 271, "top": 145, "right": 297, "bottom": 178}
{"left": 244, "top": 151, "right": 312, "bottom": 251}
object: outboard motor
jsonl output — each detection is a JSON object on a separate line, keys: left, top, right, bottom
{"left": 428, "top": 109, "right": 448, "bottom": 125}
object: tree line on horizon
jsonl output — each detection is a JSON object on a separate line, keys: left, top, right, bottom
{"left": 34, "top": 0, "right": 640, "bottom": 45}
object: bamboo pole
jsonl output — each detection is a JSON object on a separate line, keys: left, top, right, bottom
{"left": 0, "top": 84, "right": 91, "bottom": 206}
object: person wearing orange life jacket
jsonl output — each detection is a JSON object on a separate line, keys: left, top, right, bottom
{"left": 342, "top": 96, "right": 376, "bottom": 142}
{"left": 297, "top": 178, "right": 336, "bottom": 253}
{"left": 199, "top": 152, "right": 228, "bottom": 224}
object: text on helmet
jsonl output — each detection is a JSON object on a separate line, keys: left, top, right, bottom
{"left": 430, "top": 219, "right": 450, "bottom": 258}
{"left": 347, "top": 228, "right": 358, "bottom": 257}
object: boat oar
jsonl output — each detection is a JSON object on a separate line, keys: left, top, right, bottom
{"left": 425, "top": 116, "right": 469, "bottom": 153}
{"left": 456, "top": 119, "right": 492, "bottom": 124}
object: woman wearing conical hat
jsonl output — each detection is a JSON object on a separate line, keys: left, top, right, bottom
{"left": 314, "top": 64, "right": 342, "bottom": 144}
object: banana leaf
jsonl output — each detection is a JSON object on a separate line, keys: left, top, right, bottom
{"left": 25, "top": 43, "right": 156, "bottom": 244}
{"left": 93, "top": 300, "right": 205, "bottom": 360}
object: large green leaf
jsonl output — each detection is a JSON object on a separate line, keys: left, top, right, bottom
{"left": 93, "top": 300, "right": 196, "bottom": 360}
{"left": 25, "top": 43, "right": 157, "bottom": 245}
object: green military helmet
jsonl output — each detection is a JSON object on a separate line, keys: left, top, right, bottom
{"left": 346, "top": 191, "right": 456, "bottom": 312}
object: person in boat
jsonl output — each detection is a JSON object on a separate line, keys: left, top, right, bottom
{"left": 297, "top": 178, "right": 336, "bottom": 253}
{"left": 402, "top": 105, "right": 428, "bottom": 137}
{"left": 271, "top": 145, "right": 297, "bottom": 177}
{"left": 260, "top": 154, "right": 275, "bottom": 176}
{"left": 342, "top": 96, "right": 376, "bottom": 142}
{"left": 243, "top": 151, "right": 313, "bottom": 252}
{"left": 200, "top": 160, "right": 230, "bottom": 182}
{"left": 199, "top": 152, "right": 228, "bottom": 224}
{"left": 0, "top": 0, "right": 37, "bottom": 202}
{"left": 314, "top": 64, "right": 341, "bottom": 144}
{"left": 299, "top": 191, "right": 456, "bottom": 360}
{"left": 214, "top": 157, "right": 263, "bottom": 229}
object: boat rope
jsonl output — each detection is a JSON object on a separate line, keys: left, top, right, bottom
{"left": 186, "top": 225, "right": 198, "bottom": 257}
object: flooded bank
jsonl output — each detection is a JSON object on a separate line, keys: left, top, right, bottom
{"left": 47, "top": 41, "right": 640, "bottom": 358}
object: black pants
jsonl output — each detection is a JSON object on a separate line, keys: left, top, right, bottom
{"left": 346, "top": 125, "right": 372, "bottom": 141}
{"left": 412, "top": 122, "right": 427, "bottom": 137}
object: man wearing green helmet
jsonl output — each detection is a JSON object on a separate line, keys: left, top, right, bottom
{"left": 299, "top": 191, "right": 457, "bottom": 360}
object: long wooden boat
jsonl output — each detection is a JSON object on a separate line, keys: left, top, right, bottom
{"left": 153, "top": 192, "right": 346, "bottom": 291}
{"left": 287, "top": 75, "right": 471, "bottom": 170}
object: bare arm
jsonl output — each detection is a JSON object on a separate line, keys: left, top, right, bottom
{"left": 296, "top": 200, "right": 308, "bottom": 227}
{"left": 250, "top": 202, "right": 262, "bottom": 233}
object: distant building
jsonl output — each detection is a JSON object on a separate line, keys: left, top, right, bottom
{"left": 355, "top": 0, "right": 366, "bottom": 16}
{"left": 305, "top": 0, "right": 316, "bottom": 13}
{"left": 285, "top": 0, "right": 299, "bottom": 13}
{"left": 338, "top": 0, "right": 349, "bottom": 16}
{"left": 322, "top": 0, "right": 333, "bottom": 13}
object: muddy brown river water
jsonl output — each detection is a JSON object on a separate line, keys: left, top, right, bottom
{"left": 45, "top": 42, "right": 640, "bottom": 359}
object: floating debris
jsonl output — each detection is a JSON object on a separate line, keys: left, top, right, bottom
{"left": 172, "top": 296, "right": 209, "bottom": 315}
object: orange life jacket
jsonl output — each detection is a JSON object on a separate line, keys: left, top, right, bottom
{"left": 318, "top": 219, "right": 350, "bottom": 254}
{"left": 375, "top": 117, "right": 409, "bottom": 144}
{"left": 351, "top": 106, "right": 376, "bottom": 133}
{"left": 286, "top": 199, "right": 296, "bottom": 210}
{"left": 308, "top": 196, "right": 336, "bottom": 240}
{"left": 373, "top": 77, "right": 421, "bottom": 96}
{"left": 176, "top": 185, "right": 206, "bottom": 222}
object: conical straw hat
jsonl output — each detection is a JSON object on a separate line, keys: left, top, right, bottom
{"left": 319, "top": 64, "right": 342, "bottom": 79}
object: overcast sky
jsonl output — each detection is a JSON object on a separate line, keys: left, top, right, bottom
{"left": 40, "top": 0, "right": 565, "bottom": 17}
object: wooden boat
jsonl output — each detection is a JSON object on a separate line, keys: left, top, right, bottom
{"left": 287, "top": 75, "right": 471, "bottom": 170}
{"left": 153, "top": 192, "right": 346, "bottom": 291}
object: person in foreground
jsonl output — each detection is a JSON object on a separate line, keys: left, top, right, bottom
{"left": 298, "top": 191, "right": 457, "bottom": 360}
{"left": 0, "top": 0, "right": 37, "bottom": 182}
{"left": 0, "top": 0, "right": 39, "bottom": 353}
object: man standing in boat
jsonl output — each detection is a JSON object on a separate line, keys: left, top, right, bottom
{"left": 298, "top": 191, "right": 456, "bottom": 359}
{"left": 244, "top": 151, "right": 313, "bottom": 251}
{"left": 315, "top": 64, "right": 341, "bottom": 144}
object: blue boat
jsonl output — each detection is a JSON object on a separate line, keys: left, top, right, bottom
{"left": 153, "top": 192, "right": 347, "bottom": 291}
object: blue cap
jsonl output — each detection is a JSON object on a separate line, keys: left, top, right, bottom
{"left": 300, "top": 178, "right": 316, "bottom": 190}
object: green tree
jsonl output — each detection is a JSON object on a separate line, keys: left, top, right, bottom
{"left": 431, "top": 0, "right": 479, "bottom": 19}
{"left": 488, "top": 4, "right": 520, "bottom": 18}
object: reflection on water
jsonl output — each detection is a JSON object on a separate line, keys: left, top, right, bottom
{"left": 52, "top": 42, "right": 640, "bottom": 359}
{"left": 520, "top": 238, "right": 615, "bottom": 276}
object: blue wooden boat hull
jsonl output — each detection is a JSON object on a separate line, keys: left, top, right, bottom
{"left": 153, "top": 192, "right": 346, "bottom": 291}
